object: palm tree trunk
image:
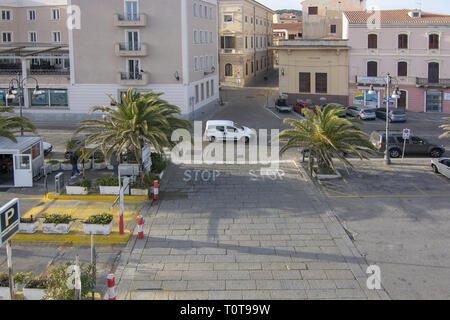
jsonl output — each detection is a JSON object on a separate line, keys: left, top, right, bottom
{"left": 317, "top": 153, "right": 331, "bottom": 175}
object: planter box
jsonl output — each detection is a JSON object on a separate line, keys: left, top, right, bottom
{"left": 107, "top": 164, "right": 114, "bottom": 170}
{"left": 0, "top": 287, "right": 11, "bottom": 300}
{"left": 50, "top": 163, "right": 61, "bottom": 172}
{"left": 42, "top": 222, "right": 73, "bottom": 234}
{"left": 83, "top": 222, "right": 113, "bottom": 235}
{"left": 312, "top": 170, "right": 342, "bottom": 181}
{"left": 93, "top": 162, "right": 107, "bottom": 170}
{"left": 23, "top": 288, "right": 46, "bottom": 300}
{"left": 99, "top": 186, "right": 120, "bottom": 195}
{"left": 131, "top": 188, "right": 148, "bottom": 196}
{"left": 61, "top": 163, "right": 72, "bottom": 171}
{"left": 19, "top": 221, "right": 40, "bottom": 234}
{"left": 66, "top": 186, "right": 88, "bottom": 195}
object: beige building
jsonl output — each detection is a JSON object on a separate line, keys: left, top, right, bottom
{"left": 0, "top": 0, "right": 219, "bottom": 121}
{"left": 301, "top": 0, "right": 365, "bottom": 39}
{"left": 218, "top": 0, "right": 274, "bottom": 87}
{"left": 274, "top": 39, "right": 350, "bottom": 106}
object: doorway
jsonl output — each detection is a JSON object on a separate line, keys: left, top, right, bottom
{"left": 428, "top": 62, "right": 439, "bottom": 84}
{"left": 398, "top": 90, "right": 407, "bottom": 110}
{"left": 426, "top": 90, "right": 442, "bottom": 112}
{"left": 0, "top": 154, "right": 14, "bottom": 187}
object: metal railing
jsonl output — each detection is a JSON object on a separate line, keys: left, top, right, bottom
{"left": 29, "top": 69, "right": 70, "bottom": 75}
{"left": 416, "top": 77, "right": 450, "bottom": 87}
{"left": 119, "top": 72, "right": 144, "bottom": 80}
{"left": 117, "top": 13, "right": 140, "bottom": 21}
{"left": 118, "top": 42, "right": 142, "bottom": 51}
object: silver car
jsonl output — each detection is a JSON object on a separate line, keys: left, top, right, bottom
{"left": 346, "top": 106, "right": 376, "bottom": 120}
{"left": 431, "top": 158, "right": 450, "bottom": 178}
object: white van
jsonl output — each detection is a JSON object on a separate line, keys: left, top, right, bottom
{"left": 204, "top": 120, "right": 256, "bottom": 143}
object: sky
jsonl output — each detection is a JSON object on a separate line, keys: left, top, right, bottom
{"left": 257, "top": 0, "right": 450, "bottom": 14}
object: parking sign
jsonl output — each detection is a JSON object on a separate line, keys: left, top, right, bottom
{"left": 0, "top": 199, "right": 20, "bottom": 246}
{"left": 403, "top": 129, "right": 411, "bottom": 140}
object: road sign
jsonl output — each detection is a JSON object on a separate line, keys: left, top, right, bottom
{"left": 403, "top": 128, "right": 411, "bottom": 139}
{"left": 0, "top": 199, "right": 19, "bottom": 247}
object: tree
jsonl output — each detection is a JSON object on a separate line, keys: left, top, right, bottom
{"left": 279, "top": 105, "right": 376, "bottom": 175}
{"left": 439, "top": 117, "right": 450, "bottom": 139}
{"left": 75, "top": 89, "right": 191, "bottom": 174}
{"left": 0, "top": 106, "right": 36, "bottom": 142}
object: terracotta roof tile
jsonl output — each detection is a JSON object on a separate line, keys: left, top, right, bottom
{"left": 273, "top": 23, "right": 302, "bottom": 30}
{"left": 344, "top": 9, "right": 450, "bottom": 24}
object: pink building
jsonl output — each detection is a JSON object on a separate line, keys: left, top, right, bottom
{"left": 343, "top": 9, "right": 450, "bottom": 114}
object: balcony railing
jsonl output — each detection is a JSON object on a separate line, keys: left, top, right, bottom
{"left": 114, "top": 13, "right": 147, "bottom": 27}
{"left": 416, "top": 77, "right": 450, "bottom": 87}
{"left": 29, "top": 68, "right": 70, "bottom": 75}
{"left": 117, "top": 72, "right": 149, "bottom": 86}
{"left": 0, "top": 64, "right": 22, "bottom": 75}
{"left": 115, "top": 42, "right": 147, "bottom": 57}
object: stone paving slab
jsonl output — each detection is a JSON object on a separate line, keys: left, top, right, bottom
{"left": 113, "top": 162, "right": 389, "bottom": 300}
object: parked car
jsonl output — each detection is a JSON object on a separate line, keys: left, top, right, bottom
{"left": 375, "top": 108, "right": 407, "bottom": 122}
{"left": 431, "top": 158, "right": 450, "bottom": 178}
{"left": 319, "top": 103, "right": 347, "bottom": 117}
{"left": 295, "top": 102, "right": 318, "bottom": 115}
{"left": 43, "top": 142, "right": 53, "bottom": 156}
{"left": 346, "top": 106, "right": 376, "bottom": 120}
{"left": 370, "top": 131, "right": 446, "bottom": 158}
{"left": 275, "top": 98, "right": 293, "bottom": 113}
{"left": 204, "top": 120, "right": 256, "bottom": 143}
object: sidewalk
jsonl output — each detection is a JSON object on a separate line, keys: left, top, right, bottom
{"left": 112, "top": 161, "right": 389, "bottom": 300}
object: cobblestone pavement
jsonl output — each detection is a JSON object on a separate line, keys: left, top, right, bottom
{"left": 114, "top": 161, "right": 389, "bottom": 300}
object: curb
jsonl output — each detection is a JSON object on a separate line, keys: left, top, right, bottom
{"left": 45, "top": 192, "right": 148, "bottom": 202}
{"left": 12, "top": 230, "right": 131, "bottom": 245}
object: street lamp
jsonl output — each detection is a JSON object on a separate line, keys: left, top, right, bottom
{"left": 6, "top": 73, "right": 41, "bottom": 136}
{"left": 383, "top": 73, "right": 400, "bottom": 165}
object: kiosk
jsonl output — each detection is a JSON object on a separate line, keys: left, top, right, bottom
{"left": 0, "top": 136, "right": 44, "bottom": 187}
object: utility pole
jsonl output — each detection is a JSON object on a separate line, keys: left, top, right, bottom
{"left": 385, "top": 73, "right": 391, "bottom": 165}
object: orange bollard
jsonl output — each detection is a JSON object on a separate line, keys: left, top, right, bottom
{"left": 153, "top": 180, "right": 159, "bottom": 200}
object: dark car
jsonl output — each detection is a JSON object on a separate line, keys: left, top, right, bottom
{"left": 370, "top": 131, "right": 445, "bottom": 158}
{"left": 375, "top": 108, "right": 407, "bottom": 122}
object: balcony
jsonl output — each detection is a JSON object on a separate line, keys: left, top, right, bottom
{"left": 117, "top": 72, "right": 149, "bottom": 86}
{"left": 416, "top": 77, "right": 450, "bottom": 88}
{"left": 0, "top": 63, "right": 21, "bottom": 75}
{"left": 221, "top": 48, "right": 237, "bottom": 54}
{"left": 114, "top": 13, "right": 147, "bottom": 27}
{"left": 115, "top": 43, "right": 147, "bottom": 57}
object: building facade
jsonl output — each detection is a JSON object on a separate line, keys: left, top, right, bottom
{"left": 344, "top": 9, "right": 450, "bottom": 113}
{"left": 218, "top": 0, "right": 274, "bottom": 87}
{"left": 0, "top": 0, "right": 219, "bottom": 121}
{"left": 301, "top": 0, "right": 365, "bottom": 39}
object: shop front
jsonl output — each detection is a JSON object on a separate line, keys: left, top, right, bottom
{"left": 0, "top": 136, "right": 44, "bottom": 188}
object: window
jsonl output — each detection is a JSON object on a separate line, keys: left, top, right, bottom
{"left": 28, "top": 10, "right": 36, "bottom": 21}
{"left": 193, "top": 3, "right": 197, "bottom": 16}
{"left": 315, "top": 73, "right": 328, "bottom": 93}
{"left": 368, "top": 34, "right": 377, "bottom": 49}
{"left": 209, "top": 8, "right": 213, "bottom": 19}
{"left": 245, "top": 16, "right": 248, "bottom": 23}
{"left": 194, "top": 57, "right": 198, "bottom": 71}
{"left": 245, "top": 36, "right": 248, "bottom": 49}
{"left": 210, "top": 55, "right": 214, "bottom": 68}
{"left": 251, "top": 17, "right": 253, "bottom": 24}
{"left": 428, "top": 62, "right": 439, "bottom": 83}
{"left": 225, "top": 63, "right": 233, "bottom": 77}
{"left": 246, "top": 62, "right": 248, "bottom": 75}
{"left": 195, "top": 85, "right": 199, "bottom": 103}
{"left": 210, "top": 31, "right": 213, "bottom": 43}
{"left": 51, "top": 8, "right": 60, "bottom": 20}
{"left": 52, "top": 31, "right": 61, "bottom": 43}
{"left": 308, "top": 7, "right": 318, "bottom": 15}
{"left": 2, "top": 32, "right": 12, "bottom": 43}
{"left": 251, "top": 61, "right": 254, "bottom": 73}
{"left": 29, "top": 89, "right": 68, "bottom": 107}
{"left": 398, "top": 61, "right": 407, "bottom": 77}
{"left": 251, "top": 36, "right": 254, "bottom": 48}
{"left": 221, "top": 36, "right": 235, "bottom": 49}
{"left": 1, "top": 10, "right": 11, "bottom": 21}
{"left": 199, "top": 31, "right": 203, "bottom": 43}
{"left": 205, "top": 56, "right": 209, "bottom": 70}
{"left": 223, "top": 14, "right": 233, "bottom": 22}
{"left": 256, "top": 18, "right": 258, "bottom": 25}
{"left": 398, "top": 34, "right": 408, "bottom": 49}
{"left": 429, "top": 34, "right": 439, "bottom": 49}
{"left": 211, "top": 80, "right": 214, "bottom": 96}
{"left": 299, "top": 73, "right": 311, "bottom": 93}
{"left": 199, "top": 56, "right": 203, "bottom": 71}
{"left": 204, "top": 6, "right": 207, "bottom": 18}
{"left": 199, "top": 5, "right": 203, "bottom": 17}
{"left": 330, "top": 25, "right": 336, "bottom": 34}
{"left": 201, "top": 83, "right": 204, "bottom": 101}
{"left": 29, "top": 32, "right": 37, "bottom": 42}
{"left": 367, "top": 61, "right": 378, "bottom": 77}
{"left": 194, "top": 30, "right": 197, "bottom": 43}
{"left": 206, "top": 81, "right": 210, "bottom": 98}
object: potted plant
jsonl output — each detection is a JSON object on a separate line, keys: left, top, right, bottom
{"left": 19, "top": 215, "right": 40, "bottom": 234}
{"left": 23, "top": 276, "right": 48, "bottom": 300}
{"left": 83, "top": 213, "right": 113, "bottom": 235}
{"left": 95, "top": 177, "right": 123, "bottom": 195}
{"left": 66, "top": 178, "right": 91, "bottom": 195}
{"left": 13, "top": 272, "right": 32, "bottom": 292}
{"left": 61, "top": 159, "right": 72, "bottom": 171}
{"left": 46, "top": 159, "right": 61, "bottom": 172}
{"left": 0, "top": 273, "right": 11, "bottom": 300}
{"left": 41, "top": 214, "right": 74, "bottom": 234}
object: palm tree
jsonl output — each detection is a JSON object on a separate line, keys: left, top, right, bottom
{"left": 75, "top": 88, "right": 191, "bottom": 172}
{"left": 279, "top": 105, "right": 376, "bottom": 175}
{"left": 0, "top": 106, "right": 36, "bottom": 142}
{"left": 439, "top": 117, "right": 450, "bottom": 139}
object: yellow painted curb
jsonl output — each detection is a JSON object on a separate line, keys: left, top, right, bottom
{"left": 46, "top": 192, "right": 148, "bottom": 202}
{"left": 11, "top": 231, "right": 131, "bottom": 245}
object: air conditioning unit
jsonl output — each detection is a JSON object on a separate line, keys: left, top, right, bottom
{"left": 408, "top": 10, "right": 421, "bottom": 18}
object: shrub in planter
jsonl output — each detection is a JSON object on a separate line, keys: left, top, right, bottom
{"left": 83, "top": 213, "right": 113, "bottom": 235}
{"left": 0, "top": 273, "right": 11, "bottom": 300}
{"left": 93, "top": 157, "right": 107, "bottom": 170}
{"left": 45, "top": 263, "right": 95, "bottom": 300}
{"left": 19, "top": 215, "right": 40, "bottom": 234}
{"left": 47, "top": 160, "right": 61, "bottom": 172}
{"left": 95, "top": 177, "right": 122, "bottom": 195}
{"left": 66, "top": 179, "right": 92, "bottom": 195}
{"left": 13, "top": 272, "right": 32, "bottom": 291}
{"left": 41, "top": 213, "right": 74, "bottom": 234}
{"left": 23, "top": 276, "right": 48, "bottom": 300}
{"left": 150, "top": 152, "right": 167, "bottom": 174}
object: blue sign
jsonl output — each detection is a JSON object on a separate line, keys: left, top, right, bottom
{"left": 0, "top": 199, "right": 19, "bottom": 246}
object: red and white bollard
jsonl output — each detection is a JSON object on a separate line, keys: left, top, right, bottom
{"left": 153, "top": 180, "right": 159, "bottom": 200}
{"left": 107, "top": 274, "right": 116, "bottom": 300}
{"left": 137, "top": 215, "right": 144, "bottom": 239}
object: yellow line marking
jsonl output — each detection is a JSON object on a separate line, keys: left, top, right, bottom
{"left": 12, "top": 231, "right": 131, "bottom": 245}
{"left": 326, "top": 193, "right": 450, "bottom": 199}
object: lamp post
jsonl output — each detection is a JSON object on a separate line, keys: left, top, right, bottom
{"left": 368, "top": 73, "right": 401, "bottom": 165}
{"left": 6, "top": 73, "right": 42, "bottom": 136}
